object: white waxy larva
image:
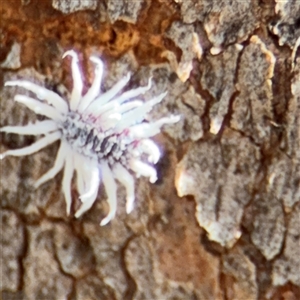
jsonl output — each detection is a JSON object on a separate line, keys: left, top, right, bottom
{"left": 1, "top": 50, "right": 179, "bottom": 225}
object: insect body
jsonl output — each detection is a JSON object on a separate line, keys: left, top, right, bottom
{"left": 1, "top": 50, "right": 179, "bottom": 225}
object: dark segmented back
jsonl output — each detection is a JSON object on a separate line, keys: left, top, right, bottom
{"left": 60, "top": 113, "right": 130, "bottom": 164}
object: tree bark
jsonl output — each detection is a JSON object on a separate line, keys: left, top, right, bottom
{"left": 1, "top": 1, "right": 299, "bottom": 299}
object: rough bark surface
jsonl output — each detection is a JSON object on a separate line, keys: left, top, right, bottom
{"left": 1, "top": 1, "right": 299, "bottom": 300}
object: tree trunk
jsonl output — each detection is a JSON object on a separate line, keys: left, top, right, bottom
{"left": 1, "top": 1, "right": 299, "bottom": 299}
